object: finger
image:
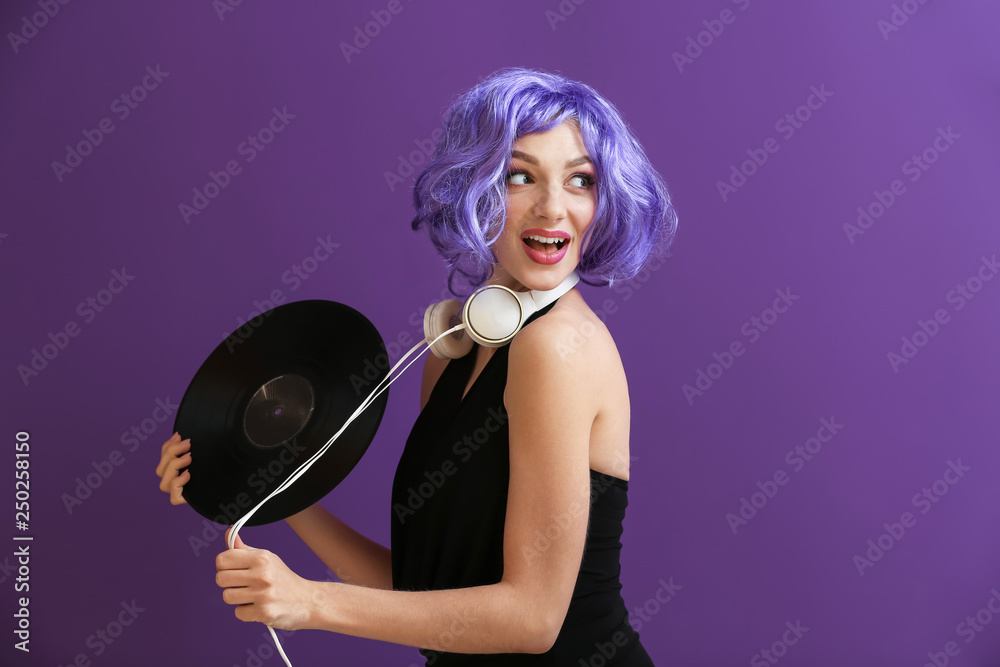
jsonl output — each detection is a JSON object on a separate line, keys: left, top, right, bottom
{"left": 155, "top": 439, "right": 190, "bottom": 477}
{"left": 158, "top": 453, "right": 191, "bottom": 493}
{"left": 158, "top": 467, "right": 176, "bottom": 493}
{"left": 167, "top": 451, "right": 192, "bottom": 473}
{"left": 169, "top": 472, "right": 189, "bottom": 505}
{"left": 217, "top": 548, "right": 257, "bottom": 572}
{"left": 160, "top": 455, "right": 191, "bottom": 493}
{"left": 222, "top": 586, "right": 256, "bottom": 606}
{"left": 224, "top": 527, "right": 251, "bottom": 550}
{"left": 160, "top": 431, "right": 180, "bottom": 454}
{"left": 234, "top": 603, "right": 256, "bottom": 623}
{"left": 162, "top": 439, "right": 191, "bottom": 463}
{"left": 159, "top": 432, "right": 182, "bottom": 458}
{"left": 216, "top": 569, "right": 247, "bottom": 589}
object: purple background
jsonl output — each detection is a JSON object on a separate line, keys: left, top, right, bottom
{"left": 2, "top": 1, "right": 999, "bottom": 665}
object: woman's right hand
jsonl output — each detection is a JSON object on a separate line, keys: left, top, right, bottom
{"left": 156, "top": 432, "right": 191, "bottom": 505}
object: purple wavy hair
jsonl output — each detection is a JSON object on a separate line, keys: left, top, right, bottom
{"left": 411, "top": 67, "right": 678, "bottom": 296}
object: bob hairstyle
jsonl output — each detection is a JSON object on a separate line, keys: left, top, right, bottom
{"left": 411, "top": 66, "right": 679, "bottom": 296}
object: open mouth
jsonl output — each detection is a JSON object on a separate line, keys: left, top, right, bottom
{"left": 522, "top": 234, "right": 568, "bottom": 254}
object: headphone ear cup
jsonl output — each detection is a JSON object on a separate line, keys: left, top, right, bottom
{"left": 423, "top": 300, "right": 474, "bottom": 359}
{"left": 464, "top": 285, "right": 526, "bottom": 347}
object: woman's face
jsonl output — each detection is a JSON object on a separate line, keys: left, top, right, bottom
{"left": 489, "top": 121, "right": 597, "bottom": 293}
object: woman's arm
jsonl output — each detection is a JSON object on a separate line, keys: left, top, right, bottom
{"left": 279, "top": 352, "right": 453, "bottom": 589}
{"left": 284, "top": 505, "right": 393, "bottom": 590}
{"left": 218, "top": 308, "right": 601, "bottom": 654}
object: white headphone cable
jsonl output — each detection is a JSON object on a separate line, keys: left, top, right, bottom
{"left": 223, "top": 322, "right": 467, "bottom": 667}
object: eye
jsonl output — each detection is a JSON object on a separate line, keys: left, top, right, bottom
{"left": 506, "top": 170, "right": 530, "bottom": 186}
{"left": 505, "top": 169, "right": 595, "bottom": 189}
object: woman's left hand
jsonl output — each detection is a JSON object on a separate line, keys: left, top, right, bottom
{"left": 216, "top": 530, "right": 321, "bottom": 631}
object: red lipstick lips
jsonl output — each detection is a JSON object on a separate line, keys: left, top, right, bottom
{"left": 520, "top": 228, "right": 570, "bottom": 265}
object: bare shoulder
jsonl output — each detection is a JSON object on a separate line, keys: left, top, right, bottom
{"left": 505, "top": 289, "right": 632, "bottom": 480}
{"left": 507, "top": 289, "right": 622, "bottom": 392}
{"left": 513, "top": 289, "right": 618, "bottom": 360}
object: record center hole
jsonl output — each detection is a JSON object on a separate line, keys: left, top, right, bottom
{"left": 244, "top": 373, "right": 315, "bottom": 448}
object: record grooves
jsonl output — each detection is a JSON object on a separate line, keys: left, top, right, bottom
{"left": 173, "top": 300, "right": 389, "bottom": 526}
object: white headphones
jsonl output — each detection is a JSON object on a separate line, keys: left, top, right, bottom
{"left": 423, "top": 271, "right": 581, "bottom": 359}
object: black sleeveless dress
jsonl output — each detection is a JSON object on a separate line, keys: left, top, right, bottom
{"left": 390, "top": 300, "right": 655, "bottom": 665}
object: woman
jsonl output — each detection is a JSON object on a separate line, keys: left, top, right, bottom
{"left": 157, "top": 67, "right": 677, "bottom": 665}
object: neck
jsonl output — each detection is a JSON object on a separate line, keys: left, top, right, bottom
{"left": 485, "top": 266, "right": 527, "bottom": 292}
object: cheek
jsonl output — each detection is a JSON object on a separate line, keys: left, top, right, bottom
{"left": 575, "top": 208, "right": 597, "bottom": 256}
{"left": 493, "top": 223, "right": 520, "bottom": 261}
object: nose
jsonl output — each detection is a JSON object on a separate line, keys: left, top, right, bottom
{"left": 530, "top": 182, "right": 568, "bottom": 222}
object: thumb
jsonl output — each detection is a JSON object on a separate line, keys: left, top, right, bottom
{"left": 225, "top": 527, "right": 253, "bottom": 550}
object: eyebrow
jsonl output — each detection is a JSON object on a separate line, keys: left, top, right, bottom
{"left": 510, "top": 150, "right": 593, "bottom": 169}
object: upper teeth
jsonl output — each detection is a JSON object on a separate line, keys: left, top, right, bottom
{"left": 526, "top": 235, "right": 564, "bottom": 244}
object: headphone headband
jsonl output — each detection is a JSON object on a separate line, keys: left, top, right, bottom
{"left": 462, "top": 270, "right": 580, "bottom": 348}
{"left": 523, "top": 270, "right": 581, "bottom": 310}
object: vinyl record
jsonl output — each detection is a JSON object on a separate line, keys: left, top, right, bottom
{"left": 173, "top": 300, "right": 389, "bottom": 526}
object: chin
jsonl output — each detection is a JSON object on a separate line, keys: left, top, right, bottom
{"left": 513, "top": 264, "right": 576, "bottom": 293}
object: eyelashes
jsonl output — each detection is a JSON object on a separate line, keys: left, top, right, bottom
{"left": 506, "top": 169, "right": 596, "bottom": 189}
